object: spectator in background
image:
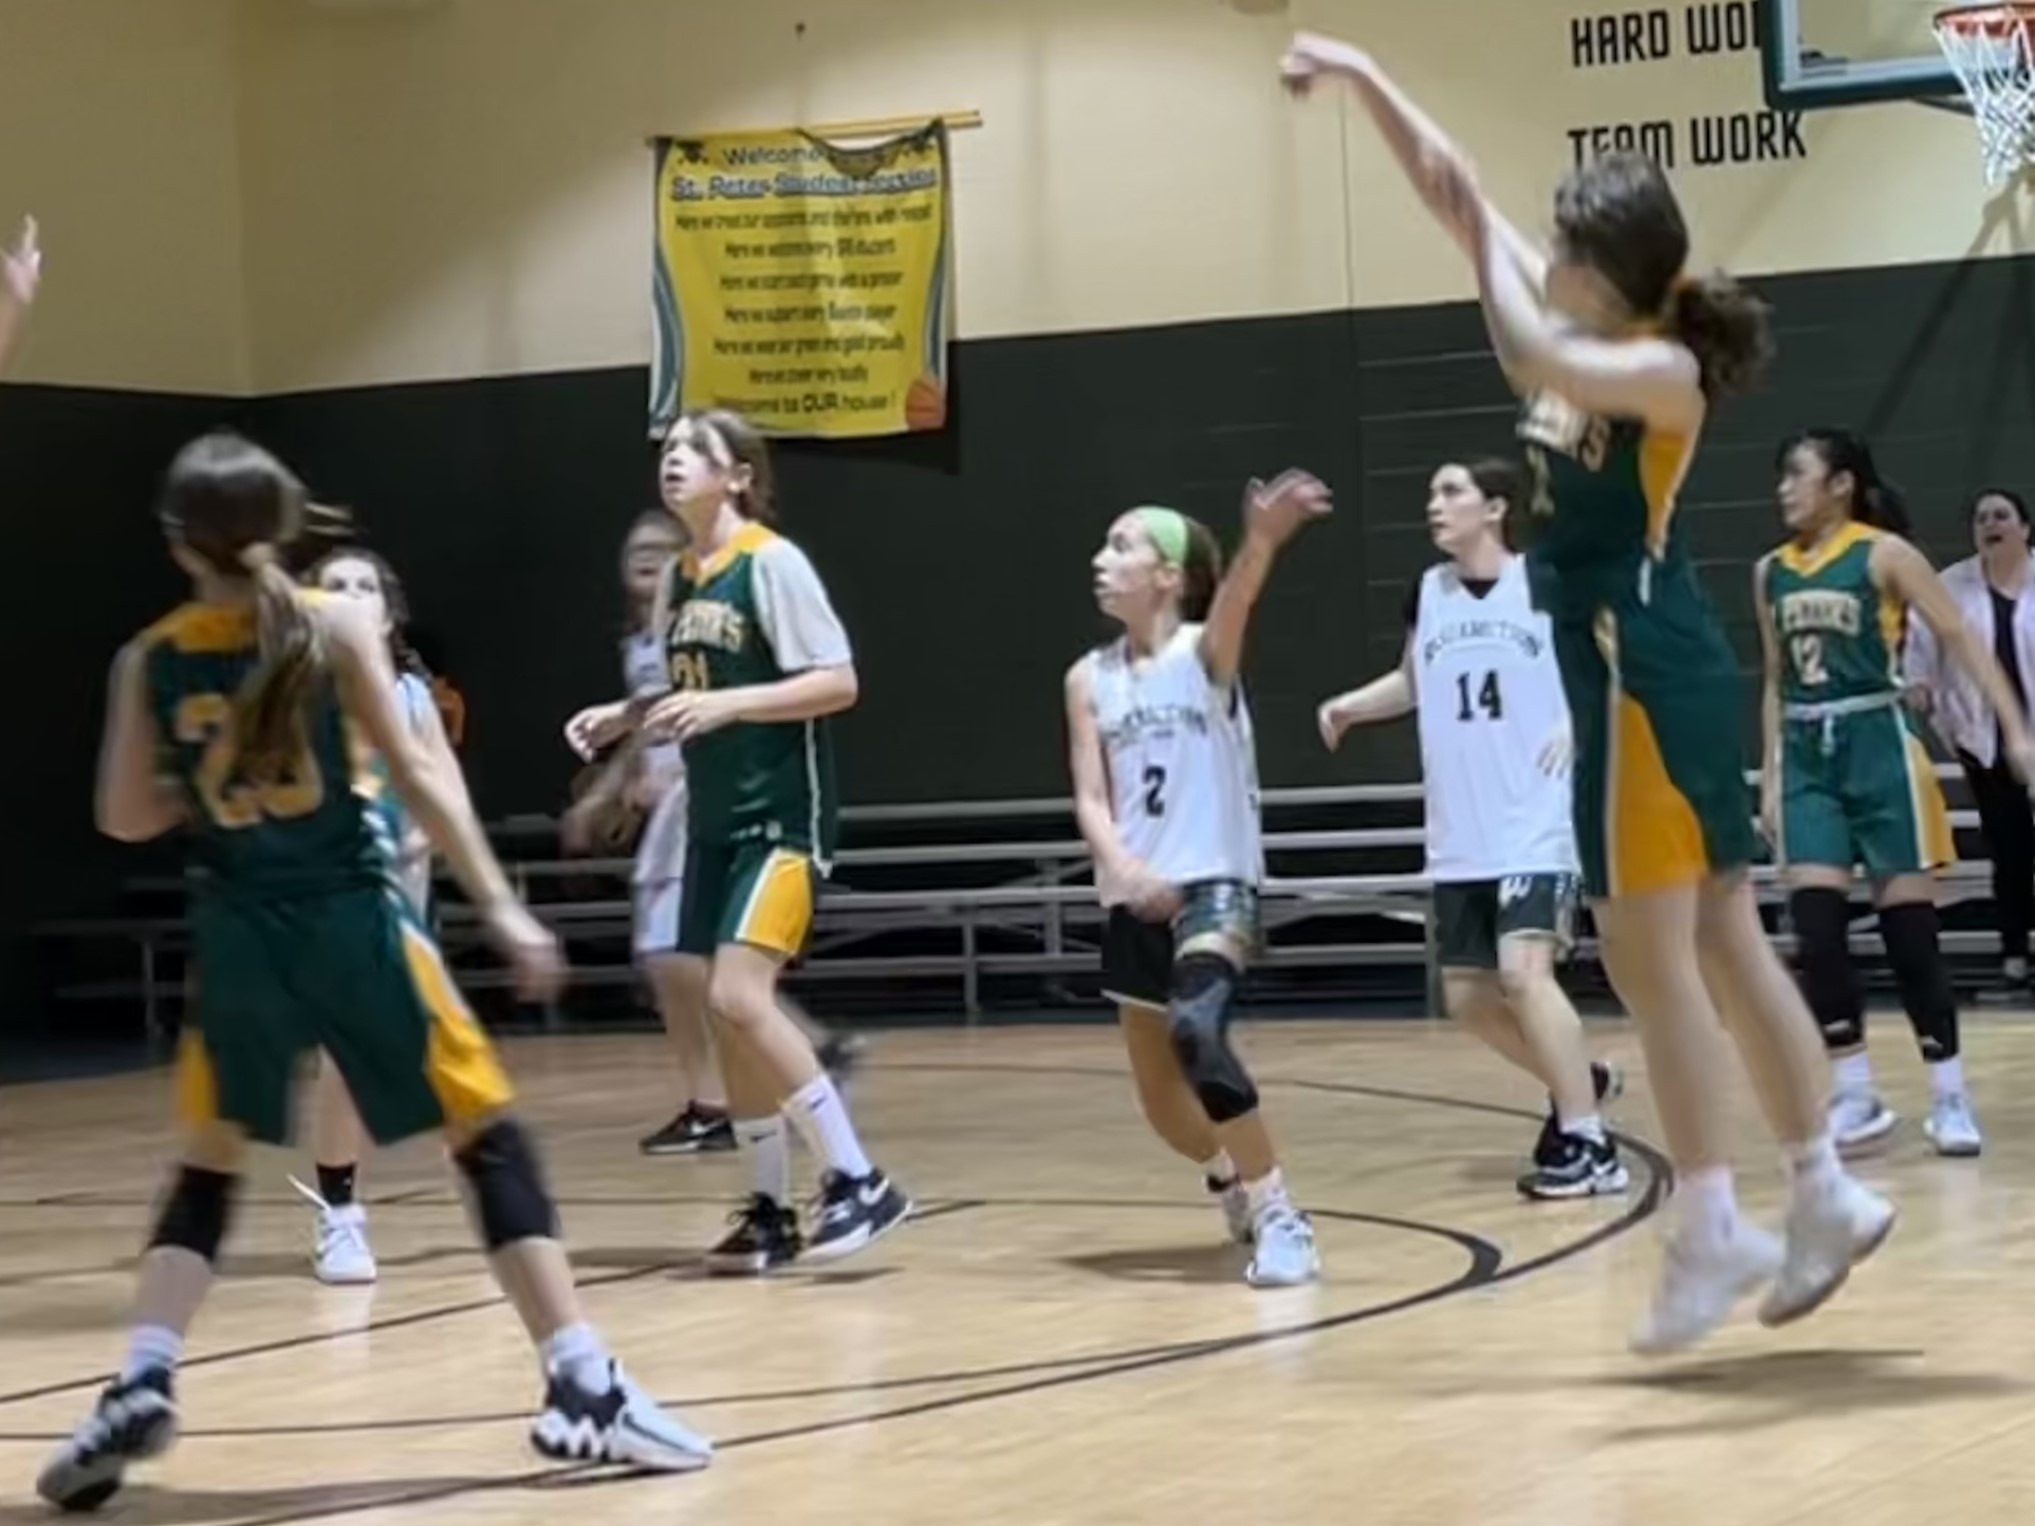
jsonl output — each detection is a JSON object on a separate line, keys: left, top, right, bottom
{"left": 408, "top": 626, "right": 467, "bottom": 747}
{"left": 1908, "top": 488, "right": 2035, "bottom": 998}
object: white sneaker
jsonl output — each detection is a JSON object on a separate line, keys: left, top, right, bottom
{"left": 1829, "top": 1091, "right": 1897, "bottom": 1155}
{"left": 532, "top": 1361, "right": 712, "bottom": 1472}
{"left": 1629, "top": 1220, "right": 1785, "bottom": 1356}
{"left": 289, "top": 1177, "right": 377, "bottom": 1285}
{"left": 1925, "top": 1094, "right": 1983, "bottom": 1158}
{"left": 1758, "top": 1173, "right": 1896, "bottom": 1328}
{"left": 1244, "top": 1205, "right": 1321, "bottom": 1287}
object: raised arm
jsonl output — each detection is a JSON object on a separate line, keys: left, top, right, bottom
{"left": 1875, "top": 535, "right": 2035, "bottom": 778}
{"left": 95, "top": 641, "right": 186, "bottom": 842}
{"left": 1199, "top": 470, "right": 1332, "bottom": 687}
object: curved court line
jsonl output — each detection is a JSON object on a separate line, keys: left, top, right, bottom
{"left": 0, "top": 1058, "right": 1668, "bottom": 1526}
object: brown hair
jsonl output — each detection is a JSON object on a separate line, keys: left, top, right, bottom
{"left": 1179, "top": 518, "right": 1224, "bottom": 622}
{"left": 1553, "top": 151, "right": 1773, "bottom": 400}
{"left": 305, "top": 545, "right": 428, "bottom": 677}
{"left": 159, "top": 431, "right": 320, "bottom": 780}
{"left": 1448, "top": 457, "right": 1527, "bottom": 550}
{"left": 668, "top": 409, "right": 778, "bottom": 523}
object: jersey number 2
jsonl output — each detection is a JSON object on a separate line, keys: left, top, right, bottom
{"left": 1141, "top": 765, "right": 1167, "bottom": 817}
{"left": 1455, "top": 670, "right": 1503, "bottom": 722}
{"left": 174, "top": 694, "right": 325, "bottom": 830}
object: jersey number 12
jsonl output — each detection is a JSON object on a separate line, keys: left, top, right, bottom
{"left": 1455, "top": 670, "right": 1503, "bottom": 722}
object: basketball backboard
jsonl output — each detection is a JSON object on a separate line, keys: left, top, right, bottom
{"left": 1761, "top": 0, "right": 1964, "bottom": 108}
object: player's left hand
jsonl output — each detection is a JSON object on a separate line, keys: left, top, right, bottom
{"left": 1536, "top": 722, "right": 1573, "bottom": 778}
{"left": 645, "top": 689, "right": 740, "bottom": 741}
{"left": 1242, "top": 469, "right": 1333, "bottom": 549}
{"left": 2008, "top": 733, "right": 2035, "bottom": 792}
{"left": 2, "top": 217, "right": 39, "bottom": 309}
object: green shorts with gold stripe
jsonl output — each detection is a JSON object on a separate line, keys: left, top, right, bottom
{"left": 1553, "top": 567, "right": 1759, "bottom": 900}
{"left": 677, "top": 838, "right": 818, "bottom": 959}
{"left": 178, "top": 883, "right": 514, "bottom": 1147}
{"left": 1780, "top": 695, "right": 1955, "bottom": 877}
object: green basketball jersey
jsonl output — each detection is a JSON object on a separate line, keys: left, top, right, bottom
{"left": 1764, "top": 521, "right": 1903, "bottom": 705}
{"left": 1516, "top": 385, "right": 1701, "bottom": 614}
{"left": 139, "top": 600, "right": 402, "bottom": 899}
{"left": 664, "top": 522, "right": 841, "bottom": 859}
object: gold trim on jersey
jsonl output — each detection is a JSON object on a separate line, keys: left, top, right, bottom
{"left": 1772, "top": 522, "right": 1905, "bottom": 684}
{"left": 683, "top": 521, "right": 776, "bottom": 585}
{"left": 1638, "top": 425, "right": 1698, "bottom": 562}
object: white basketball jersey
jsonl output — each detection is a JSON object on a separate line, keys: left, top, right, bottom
{"left": 1085, "top": 624, "right": 1263, "bottom": 903}
{"left": 622, "top": 629, "right": 687, "bottom": 884}
{"left": 1411, "top": 557, "right": 1576, "bottom": 882}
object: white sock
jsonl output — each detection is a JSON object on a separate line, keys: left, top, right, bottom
{"left": 122, "top": 1325, "right": 184, "bottom": 1383}
{"left": 734, "top": 1114, "right": 792, "bottom": 1205}
{"left": 1199, "top": 1151, "right": 1236, "bottom": 1186}
{"left": 786, "top": 1075, "right": 873, "bottom": 1180}
{"left": 1833, "top": 1051, "right": 1874, "bottom": 1096}
{"left": 1674, "top": 1165, "right": 1739, "bottom": 1248}
{"left": 1930, "top": 1056, "right": 1966, "bottom": 1101}
{"left": 1563, "top": 1113, "right": 1607, "bottom": 1145}
{"left": 1783, "top": 1132, "right": 1843, "bottom": 1194}
{"left": 542, "top": 1321, "right": 613, "bottom": 1394}
{"left": 1243, "top": 1167, "right": 1290, "bottom": 1221}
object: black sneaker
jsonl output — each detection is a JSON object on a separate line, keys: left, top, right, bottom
{"left": 1518, "top": 1131, "right": 1630, "bottom": 1201}
{"left": 639, "top": 1106, "right": 736, "bottom": 1156}
{"left": 705, "top": 1193, "right": 803, "bottom": 1275}
{"left": 802, "top": 1169, "right": 912, "bottom": 1264}
{"left": 1532, "top": 1061, "right": 1624, "bottom": 1164}
{"left": 36, "top": 1366, "right": 179, "bottom": 1512}
{"left": 530, "top": 1360, "right": 712, "bottom": 1472}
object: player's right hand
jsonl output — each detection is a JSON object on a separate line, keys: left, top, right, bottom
{"left": 1121, "top": 863, "right": 1184, "bottom": 924}
{"left": 564, "top": 702, "right": 630, "bottom": 761}
{"left": 484, "top": 902, "right": 567, "bottom": 1003}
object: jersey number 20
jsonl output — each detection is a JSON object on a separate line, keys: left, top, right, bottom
{"left": 174, "top": 694, "right": 325, "bottom": 830}
{"left": 1455, "top": 670, "right": 1503, "bottom": 722}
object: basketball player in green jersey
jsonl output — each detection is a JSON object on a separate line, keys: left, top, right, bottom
{"left": 1760, "top": 428, "right": 2035, "bottom": 1160}
{"left": 1286, "top": 32, "right": 1894, "bottom": 1354}
{"left": 39, "top": 433, "right": 710, "bottom": 1512}
{"left": 574, "top": 409, "right": 908, "bottom": 1273}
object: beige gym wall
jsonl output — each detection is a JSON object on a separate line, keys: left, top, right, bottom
{"left": 0, "top": 0, "right": 250, "bottom": 394}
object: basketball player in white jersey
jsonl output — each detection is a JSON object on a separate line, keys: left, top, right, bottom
{"left": 1319, "top": 459, "right": 1625, "bottom": 1198}
{"left": 1065, "top": 470, "right": 1330, "bottom": 1287}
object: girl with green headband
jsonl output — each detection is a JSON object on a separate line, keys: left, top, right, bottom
{"left": 1065, "top": 469, "right": 1330, "bottom": 1288}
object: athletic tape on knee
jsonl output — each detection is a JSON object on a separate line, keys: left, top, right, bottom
{"left": 1167, "top": 952, "right": 1258, "bottom": 1123}
{"left": 148, "top": 1166, "right": 239, "bottom": 1264}
{"left": 1879, "top": 901, "right": 1961, "bottom": 1063}
{"left": 1790, "top": 888, "right": 1864, "bottom": 1051}
{"left": 454, "top": 1117, "right": 561, "bottom": 1251}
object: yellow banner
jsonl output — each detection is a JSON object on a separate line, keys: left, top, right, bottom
{"left": 650, "top": 123, "right": 953, "bottom": 439}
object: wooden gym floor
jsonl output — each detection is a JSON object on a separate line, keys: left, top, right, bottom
{"left": 3, "top": 1015, "right": 2035, "bottom": 1525}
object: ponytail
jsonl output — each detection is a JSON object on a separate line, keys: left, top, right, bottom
{"left": 1666, "top": 272, "right": 1775, "bottom": 401}
{"left": 235, "top": 543, "right": 326, "bottom": 780}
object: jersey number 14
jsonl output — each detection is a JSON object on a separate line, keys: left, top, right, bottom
{"left": 1455, "top": 670, "right": 1503, "bottom": 722}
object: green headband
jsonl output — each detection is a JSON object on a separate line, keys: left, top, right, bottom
{"left": 1134, "top": 505, "right": 1190, "bottom": 568}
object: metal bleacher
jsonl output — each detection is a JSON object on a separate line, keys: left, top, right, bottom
{"left": 30, "top": 761, "right": 2012, "bottom": 1041}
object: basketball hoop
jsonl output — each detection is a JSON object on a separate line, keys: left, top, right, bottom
{"left": 1934, "top": 3, "right": 2035, "bottom": 185}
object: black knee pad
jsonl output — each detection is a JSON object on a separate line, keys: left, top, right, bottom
{"left": 1167, "top": 952, "right": 1259, "bottom": 1123}
{"left": 453, "top": 1117, "right": 561, "bottom": 1251}
{"left": 1790, "top": 887, "right": 1864, "bottom": 1051}
{"left": 148, "top": 1166, "right": 239, "bottom": 1265}
{"left": 1880, "top": 901, "right": 1961, "bottom": 1063}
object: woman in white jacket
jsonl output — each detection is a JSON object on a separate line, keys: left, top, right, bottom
{"left": 1907, "top": 488, "right": 2035, "bottom": 995}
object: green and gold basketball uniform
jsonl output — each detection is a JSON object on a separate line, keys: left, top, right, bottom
{"left": 662, "top": 522, "right": 851, "bottom": 960}
{"left": 1763, "top": 521, "right": 1954, "bottom": 877}
{"left": 1518, "top": 387, "right": 1756, "bottom": 898}
{"left": 141, "top": 600, "right": 513, "bottom": 1147}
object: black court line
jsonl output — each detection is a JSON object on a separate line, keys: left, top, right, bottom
{"left": 0, "top": 1062, "right": 1667, "bottom": 1526}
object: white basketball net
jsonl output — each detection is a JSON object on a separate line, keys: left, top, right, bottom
{"left": 1934, "top": 4, "right": 2035, "bottom": 185}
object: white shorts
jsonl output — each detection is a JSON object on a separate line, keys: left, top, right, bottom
{"left": 634, "top": 878, "right": 683, "bottom": 958}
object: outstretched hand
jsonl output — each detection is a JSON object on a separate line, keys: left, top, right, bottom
{"left": 2, "top": 217, "right": 39, "bottom": 310}
{"left": 1279, "top": 31, "right": 1366, "bottom": 96}
{"left": 1242, "top": 469, "right": 1333, "bottom": 550}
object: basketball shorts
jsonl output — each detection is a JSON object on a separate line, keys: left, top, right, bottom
{"left": 1552, "top": 571, "right": 1758, "bottom": 899}
{"left": 677, "top": 839, "right": 817, "bottom": 960}
{"left": 1780, "top": 703, "right": 1954, "bottom": 878}
{"left": 1433, "top": 872, "right": 1580, "bottom": 969}
{"left": 1100, "top": 879, "right": 1260, "bottom": 1012}
{"left": 177, "top": 884, "right": 514, "bottom": 1148}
